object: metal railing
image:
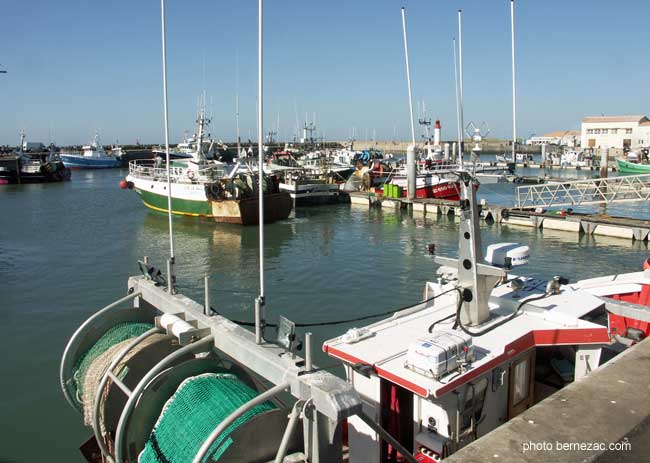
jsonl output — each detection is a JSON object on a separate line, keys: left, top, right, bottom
{"left": 515, "top": 173, "right": 650, "bottom": 208}
{"left": 128, "top": 160, "right": 225, "bottom": 184}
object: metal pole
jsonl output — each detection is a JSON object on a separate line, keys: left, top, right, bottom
{"left": 192, "top": 382, "right": 290, "bottom": 463}
{"left": 255, "top": 297, "right": 262, "bottom": 344}
{"left": 401, "top": 7, "right": 416, "bottom": 147}
{"left": 453, "top": 37, "right": 461, "bottom": 166}
{"left": 305, "top": 332, "right": 313, "bottom": 372}
{"left": 511, "top": 0, "right": 517, "bottom": 163}
{"left": 274, "top": 401, "right": 303, "bottom": 463}
{"left": 458, "top": 10, "right": 465, "bottom": 168}
{"left": 160, "top": 0, "right": 175, "bottom": 284}
{"left": 166, "top": 258, "right": 174, "bottom": 294}
{"left": 204, "top": 275, "right": 211, "bottom": 316}
{"left": 257, "top": 0, "right": 266, "bottom": 328}
{"left": 357, "top": 411, "right": 419, "bottom": 463}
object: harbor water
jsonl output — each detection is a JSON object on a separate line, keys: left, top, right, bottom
{"left": 1, "top": 169, "right": 648, "bottom": 462}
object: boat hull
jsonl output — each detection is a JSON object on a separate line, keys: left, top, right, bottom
{"left": 615, "top": 158, "right": 650, "bottom": 174}
{"left": 390, "top": 176, "right": 462, "bottom": 200}
{"left": 129, "top": 176, "right": 213, "bottom": 216}
{"left": 60, "top": 154, "right": 121, "bottom": 169}
{"left": 0, "top": 158, "right": 71, "bottom": 185}
{"left": 279, "top": 181, "right": 348, "bottom": 206}
{"left": 210, "top": 192, "right": 293, "bottom": 225}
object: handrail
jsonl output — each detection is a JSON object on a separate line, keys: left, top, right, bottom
{"left": 114, "top": 335, "right": 215, "bottom": 463}
{"left": 515, "top": 173, "right": 650, "bottom": 208}
{"left": 92, "top": 327, "right": 163, "bottom": 463}
{"left": 59, "top": 291, "right": 142, "bottom": 413}
{"left": 191, "top": 381, "right": 290, "bottom": 463}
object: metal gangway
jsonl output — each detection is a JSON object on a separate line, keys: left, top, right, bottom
{"left": 515, "top": 173, "right": 650, "bottom": 209}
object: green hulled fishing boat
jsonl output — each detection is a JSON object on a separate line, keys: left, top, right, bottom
{"left": 616, "top": 157, "right": 650, "bottom": 173}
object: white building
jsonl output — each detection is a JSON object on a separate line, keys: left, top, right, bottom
{"left": 581, "top": 115, "right": 650, "bottom": 149}
{"left": 527, "top": 130, "right": 579, "bottom": 147}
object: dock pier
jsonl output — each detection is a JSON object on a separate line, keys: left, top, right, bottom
{"left": 349, "top": 192, "right": 650, "bottom": 242}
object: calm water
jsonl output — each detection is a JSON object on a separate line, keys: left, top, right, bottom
{"left": 1, "top": 168, "right": 648, "bottom": 462}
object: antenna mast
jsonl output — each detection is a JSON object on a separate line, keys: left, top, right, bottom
{"left": 458, "top": 10, "right": 465, "bottom": 168}
{"left": 453, "top": 38, "right": 461, "bottom": 163}
{"left": 255, "top": 0, "right": 265, "bottom": 343}
{"left": 511, "top": 0, "right": 517, "bottom": 163}
{"left": 160, "top": 0, "right": 175, "bottom": 290}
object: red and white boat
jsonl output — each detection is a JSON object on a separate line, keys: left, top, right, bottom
{"left": 323, "top": 174, "right": 650, "bottom": 462}
{"left": 389, "top": 173, "right": 462, "bottom": 200}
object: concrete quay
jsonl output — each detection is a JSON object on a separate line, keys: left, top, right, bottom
{"left": 349, "top": 192, "right": 650, "bottom": 241}
{"left": 445, "top": 338, "right": 650, "bottom": 463}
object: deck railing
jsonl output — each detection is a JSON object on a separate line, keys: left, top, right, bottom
{"left": 128, "top": 160, "right": 225, "bottom": 184}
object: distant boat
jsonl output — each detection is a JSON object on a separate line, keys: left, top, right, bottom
{"left": 60, "top": 132, "right": 121, "bottom": 169}
{"left": 0, "top": 131, "right": 70, "bottom": 184}
{"left": 615, "top": 157, "right": 650, "bottom": 174}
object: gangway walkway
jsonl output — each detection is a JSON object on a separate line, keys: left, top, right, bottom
{"left": 515, "top": 173, "right": 650, "bottom": 209}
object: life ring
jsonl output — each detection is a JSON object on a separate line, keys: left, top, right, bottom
{"left": 187, "top": 170, "right": 195, "bottom": 180}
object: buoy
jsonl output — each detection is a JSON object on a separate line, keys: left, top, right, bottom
{"left": 119, "top": 180, "right": 128, "bottom": 189}
{"left": 643, "top": 258, "right": 650, "bottom": 271}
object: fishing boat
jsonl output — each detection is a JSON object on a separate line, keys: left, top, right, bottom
{"left": 388, "top": 172, "right": 462, "bottom": 200}
{"left": 279, "top": 170, "right": 346, "bottom": 206}
{"left": 0, "top": 131, "right": 70, "bottom": 184}
{"left": 60, "top": 132, "right": 121, "bottom": 169}
{"left": 59, "top": 171, "right": 650, "bottom": 463}
{"left": 615, "top": 157, "right": 650, "bottom": 173}
{"left": 124, "top": 106, "right": 291, "bottom": 224}
{"left": 59, "top": 3, "right": 650, "bottom": 462}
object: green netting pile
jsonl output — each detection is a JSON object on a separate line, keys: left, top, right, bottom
{"left": 139, "top": 373, "right": 275, "bottom": 463}
{"left": 72, "top": 322, "right": 153, "bottom": 405}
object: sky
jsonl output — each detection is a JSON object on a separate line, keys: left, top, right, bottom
{"left": 1, "top": 0, "right": 650, "bottom": 146}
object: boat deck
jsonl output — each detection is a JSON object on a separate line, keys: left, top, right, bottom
{"left": 323, "top": 275, "right": 626, "bottom": 399}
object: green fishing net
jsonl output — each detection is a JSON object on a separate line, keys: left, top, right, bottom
{"left": 71, "top": 322, "right": 153, "bottom": 404}
{"left": 139, "top": 373, "right": 275, "bottom": 463}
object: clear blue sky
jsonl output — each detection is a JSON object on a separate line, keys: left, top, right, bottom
{"left": 1, "top": 0, "right": 649, "bottom": 146}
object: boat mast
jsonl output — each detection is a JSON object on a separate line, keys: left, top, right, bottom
{"left": 401, "top": 7, "right": 416, "bottom": 147}
{"left": 458, "top": 10, "right": 465, "bottom": 168}
{"left": 255, "top": 0, "right": 265, "bottom": 344}
{"left": 401, "top": 7, "right": 417, "bottom": 200}
{"left": 160, "top": 0, "right": 175, "bottom": 290}
{"left": 510, "top": 0, "right": 517, "bottom": 163}
{"left": 236, "top": 50, "right": 241, "bottom": 157}
{"left": 195, "top": 95, "right": 206, "bottom": 164}
{"left": 453, "top": 37, "right": 461, "bottom": 164}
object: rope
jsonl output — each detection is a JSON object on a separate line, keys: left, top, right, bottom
{"left": 210, "top": 287, "right": 460, "bottom": 329}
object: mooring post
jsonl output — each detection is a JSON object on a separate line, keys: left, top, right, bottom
{"left": 444, "top": 143, "right": 450, "bottom": 161}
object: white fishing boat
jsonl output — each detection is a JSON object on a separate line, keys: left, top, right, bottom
{"left": 560, "top": 150, "right": 588, "bottom": 168}
{"left": 124, "top": 102, "right": 291, "bottom": 224}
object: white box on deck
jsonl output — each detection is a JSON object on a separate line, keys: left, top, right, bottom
{"left": 405, "top": 329, "right": 473, "bottom": 379}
